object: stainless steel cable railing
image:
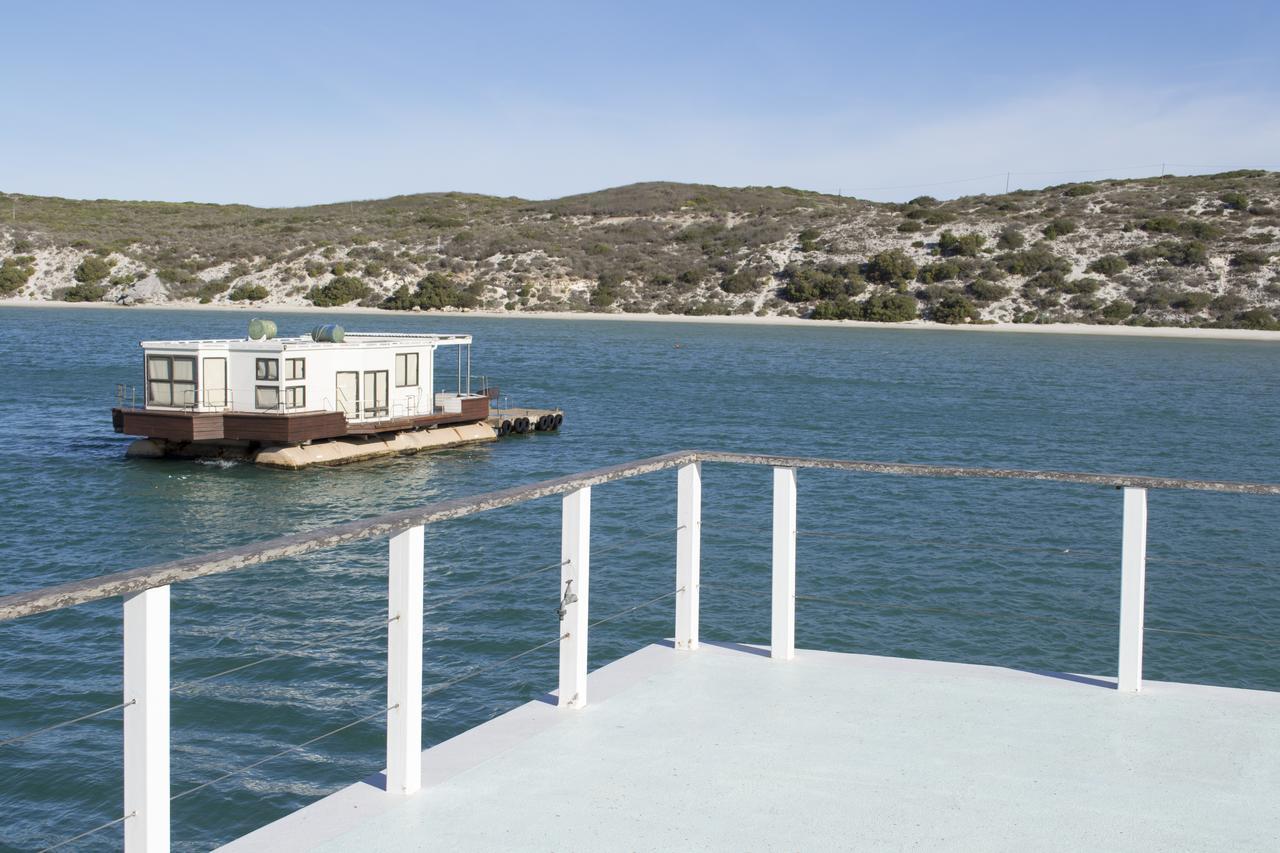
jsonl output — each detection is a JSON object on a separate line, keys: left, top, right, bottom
{"left": 0, "top": 450, "right": 1276, "bottom": 852}
{"left": 40, "top": 812, "right": 134, "bottom": 852}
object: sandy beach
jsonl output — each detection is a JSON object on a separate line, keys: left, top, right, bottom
{"left": 4, "top": 297, "right": 1279, "bottom": 342}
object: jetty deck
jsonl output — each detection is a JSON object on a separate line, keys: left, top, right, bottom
{"left": 2, "top": 451, "right": 1278, "bottom": 851}
{"left": 223, "top": 641, "right": 1280, "bottom": 852}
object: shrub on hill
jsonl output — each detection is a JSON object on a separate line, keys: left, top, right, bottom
{"left": 1041, "top": 218, "right": 1077, "bottom": 240}
{"left": 1068, "top": 295, "right": 1104, "bottom": 312}
{"left": 74, "top": 256, "right": 111, "bottom": 284}
{"left": 309, "top": 275, "right": 369, "bottom": 307}
{"left": 228, "top": 283, "right": 269, "bottom": 302}
{"left": 929, "top": 293, "right": 978, "bottom": 324}
{"left": 677, "top": 268, "right": 705, "bottom": 287}
{"left": 590, "top": 271, "right": 621, "bottom": 308}
{"left": 1124, "top": 240, "right": 1207, "bottom": 267}
{"left": 860, "top": 292, "right": 917, "bottom": 322}
{"left": 1132, "top": 285, "right": 1177, "bottom": 311}
{"left": 1139, "top": 216, "right": 1182, "bottom": 234}
{"left": 916, "top": 283, "right": 964, "bottom": 304}
{"left": 0, "top": 257, "right": 36, "bottom": 294}
{"left": 1064, "top": 184, "right": 1097, "bottom": 196}
{"left": 998, "top": 244, "right": 1070, "bottom": 276}
{"left": 1087, "top": 255, "right": 1128, "bottom": 276}
{"left": 778, "top": 262, "right": 864, "bottom": 302}
{"left": 1181, "top": 220, "right": 1224, "bottom": 241}
{"left": 1101, "top": 300, "right": 1135, "bottom": 322}
{"left": 796, "top": 228, "right": 821, "bottom": 252}
{"left": 381, "top": 284, "right": 416, "bottom": 310}
{"left": 1230, "top": 250, "right": 1270, "bottom": 272}
{"left": 965, "top": 280, "right": 1010, "bottom": 303}
{"left": 995, "top": 226, "right": 1024, "bottom": 251}
{"left": 864, "top": 249, "right": 917, "bottom": 284}
{"left": 1139, "top": 217, "right": 1223, "bottom": 241}
{"left": 1209, "top": 293, "right": 1246, "bottom": 316}
{"left": 811, "top": 297, "right": 859, "bottom": 320}
{"left": 916, "top": 259, "right": 965, "bottom": 284}
{"left": 683, "top": 299, "right": 731, "bottom": 316}
{"left": 1220, "top": 191, "right": 1249, "bottom": 211}
{"left": 1172, "top": 291, "right": 1212, "bottom": 313}
{"left": 63, "top": 281, "right": 107, "bottom": 302}
{"left": 1062, "top": 277, "right": 1103, "bottom": 295}
{"left": 903, "top": 206, "right": 956, "bottom": 224}
{"left": 196, "top": 281, "right": 230, "bottom": 303}
{"left": 937, "top": 231, "right": 985, "bottom": 257}
{"left": 156, "top": 267, "right": 197, "bottom": 286}
{"left": 720, "top": 269, "right": 762, "bottom": 294}
{"left": 1162, "top": 241, "right": 1208, "bottom": 267}
{"left": 1235, "top": 308, "right": 1279, "bottom": 330}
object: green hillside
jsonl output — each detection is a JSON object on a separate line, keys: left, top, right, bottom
{"left": 2, "top": 171, "right": 1279, "bottom": 328}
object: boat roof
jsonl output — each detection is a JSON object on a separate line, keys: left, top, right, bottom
{"left": 139, "top": 332, "right": 472, "bottom": 350}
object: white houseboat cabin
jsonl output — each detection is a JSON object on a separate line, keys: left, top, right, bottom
{"left": 112, "top": 324, "right": 509, "bottom": 459}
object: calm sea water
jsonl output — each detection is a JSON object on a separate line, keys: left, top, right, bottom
{"left": 0, "top": 306, "right": 1277, "bottom": 850}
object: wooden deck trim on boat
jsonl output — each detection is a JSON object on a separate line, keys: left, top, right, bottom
{"left": 112, "top": 396, "right": 488, "bottom": 443}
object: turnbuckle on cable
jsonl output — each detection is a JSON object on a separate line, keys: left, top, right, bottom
{"left": 557, "top": 578, "right": 578, "bottom": 622}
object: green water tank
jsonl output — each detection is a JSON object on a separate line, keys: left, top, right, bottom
{"left": 311, "top": 324, "right": 345, "bottom": 343}
{"left": 248, "top": 318, "right": 277, "bottom": 340}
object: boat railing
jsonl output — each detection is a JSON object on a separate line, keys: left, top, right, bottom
{"left": 115, "top": 383, "right": 143, "bottom": 410}
{"left": 115, "top": 385, "right": 236, "bottom": 412}
{"left": 1, "top": 451, "right": 1278, "bottom": 851}
{"left": 180, "top": 388, "right": 233, "bottom": 411}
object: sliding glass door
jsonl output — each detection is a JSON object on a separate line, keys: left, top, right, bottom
{"left": 363, "top": 370, "right": 388, "bottom": 418}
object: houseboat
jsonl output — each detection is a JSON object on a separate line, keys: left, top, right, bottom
{"left": 112, "top": 321, "right": 562, "bottom": 468}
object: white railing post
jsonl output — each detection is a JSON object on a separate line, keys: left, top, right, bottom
{"left": 675, "top": 462, "right": 702, "bottom": 651}
{"left": 1118, "top": 487, "right": 1148, "bottom": 692}
{"left": 387, "top": 525, "right": 424, "bottom": 795}
{"left": 123, "top": 585, "right": 170, "bottom": 853}
{"left": 771, "top": 467, "right": 797, "bottom": 661}
{"left": 559, "top": 486, "right": 590, "bottom": 708}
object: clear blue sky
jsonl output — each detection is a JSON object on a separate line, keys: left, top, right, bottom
{"left": 3, "top": 0, "right": 1277, "bottom": 206}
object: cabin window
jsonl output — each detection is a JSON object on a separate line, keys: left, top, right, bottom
{"left": 286, "top": 358, "right": 305, "bottom": 380}
{"left": 255, "top": 386, "right": 280, "bottom": 409}
{"left": 285, "top": 386, "right": 306, "bottom": 409}
{"left": 395, "top": 352, "right": 419, "bottom": 387}
{"left": 147, "top": 355, "right": 197, "bottom": 407}
{"left": 255, "top": 358, "right": 279, "bottom": 381}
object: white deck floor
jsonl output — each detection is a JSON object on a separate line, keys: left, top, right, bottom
{"left": 222, "top": 642, "right": 1280, "bottom": 852}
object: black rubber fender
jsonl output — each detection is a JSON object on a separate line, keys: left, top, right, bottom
{"left": 552, "top": 413, "right": 563, "bottom": 430}
{"left": 516, "top": 417, "right": 529, "bottom": 434}
{"left": 499, "top": 419, "right": 512, "bottom": 436}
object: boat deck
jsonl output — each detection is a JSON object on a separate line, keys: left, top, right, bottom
{"left": 112, "top": 396, "right": 491, "bottom": 443}
{"left": 221, "top": 642, "right": 1280, "bottom": 852}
